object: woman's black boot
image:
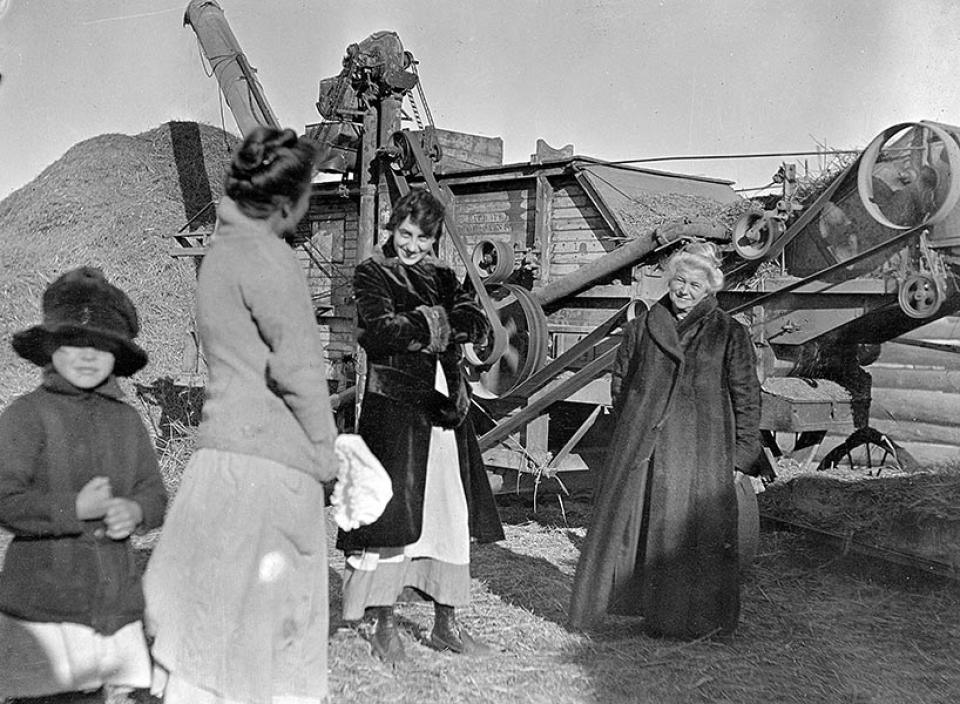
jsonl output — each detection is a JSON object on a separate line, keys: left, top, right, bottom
{"left": 370, "top": 605, "right": 406, "bottom": 664}
{"left": 430, "top": 603, "right": 492, "bottom": 656}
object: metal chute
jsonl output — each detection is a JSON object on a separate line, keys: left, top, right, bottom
{"left": 183, "top": 0, "right": 280, "bottom": 136}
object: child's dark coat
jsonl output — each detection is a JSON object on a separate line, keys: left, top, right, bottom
{"left": 0, "top": 371, "right": 167, "bottom": 634}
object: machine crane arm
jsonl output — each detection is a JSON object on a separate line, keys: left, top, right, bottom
{"left": 184, "top": 0, "right": 280, "bottom": 137}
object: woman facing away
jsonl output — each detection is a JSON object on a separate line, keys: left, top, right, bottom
{"left": 144, "top": 126, "right": 339, "bottom": 704}
{"left": 337, "top": 189, "right": 504, "bottom": 664}
{"left": 569, "top": 241, "right": 761, "bottom": 639}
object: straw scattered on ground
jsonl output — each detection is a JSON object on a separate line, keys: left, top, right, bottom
{"left": 317, "top": 495, "right": 960, "bottom": 704}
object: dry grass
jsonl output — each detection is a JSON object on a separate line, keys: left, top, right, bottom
{"left": 762, "top": 466, "right": 960, "bottom": 534}
{"left": 315, "top": 495, "right": 960, "bottom": 704}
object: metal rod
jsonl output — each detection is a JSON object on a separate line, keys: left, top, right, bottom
{"left": 889, "top": 338, "right": 960, "bottom": 355}
{"left": 599, "top": 149, "right": 864, "bottom": 168}
{"left": 500, "top": 303, "right": 630, "bottom": 407}
{"left": 479, "top": 348, "right": 617, "bottom": 451}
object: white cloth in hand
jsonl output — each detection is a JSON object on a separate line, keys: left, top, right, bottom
{"left": 330, "top": 434, "right": 393, "bottom": 531}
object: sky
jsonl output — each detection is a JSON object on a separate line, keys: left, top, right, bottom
{"left": 3, "top": 0, "right": 960, "bottom": 199}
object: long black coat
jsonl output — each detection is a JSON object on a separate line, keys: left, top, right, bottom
{"left": 569, "top": 295, "right": 760, "bottom": 638}
{"left": 336, "top": 244, "right": 504, "bottom": 552}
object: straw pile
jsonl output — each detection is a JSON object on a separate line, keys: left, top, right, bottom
{"left": 760, "top": 465, "right": 960, "bottom": 564}
{"left": 0, "top": 122, "right": 238, "bottom": 501}
{"left": 0, "top": 121, "right": 237, "bottom": 405}
{"left": 610, "top": 191, "right": 752, "bottom": 240}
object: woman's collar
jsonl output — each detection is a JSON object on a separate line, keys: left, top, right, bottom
{"left": 214, "top": 196, "right": 278, "bottom": 239}
{"left": 658, "top": 293, "right": 718, "bottom": 324}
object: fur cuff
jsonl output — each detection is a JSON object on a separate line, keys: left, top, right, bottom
{"left": 417, "top": 304, "right": 451, "bottom": 353}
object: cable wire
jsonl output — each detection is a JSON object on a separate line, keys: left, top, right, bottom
{"left": 597, "top": 149, "right": 863, "bottom": 167}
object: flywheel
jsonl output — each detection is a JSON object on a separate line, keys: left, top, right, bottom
{"left": 857, "top": 121, "right": 960, "bottom": 230}
{"left": 466, "top": 284, "right": 549, "bottom": 399}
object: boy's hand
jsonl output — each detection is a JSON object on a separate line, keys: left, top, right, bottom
{"left": 103, "top": 498, "right": 143, "bottom": 540}
{"left": 76, "top": 476, "right": 112, "bottom": 520}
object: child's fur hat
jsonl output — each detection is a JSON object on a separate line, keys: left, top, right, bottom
{"left": 12, "top": 267, "right": 148, "bottom": 376}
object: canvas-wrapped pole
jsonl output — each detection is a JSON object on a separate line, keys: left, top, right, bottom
{"left": 184, "top": 0, "right": 281, "bottom": 136}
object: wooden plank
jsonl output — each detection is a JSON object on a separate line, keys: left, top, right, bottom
{"left": 440, "top": 169, "right": 553, "bottom": 187}
{"left": 552, "top": 253, "right": 624, "bottom": 268}
{"left": 549, "top": 239, "right": 614, "bottom": 254}
{"left": 451, "top": 190, "right": 532, "bottom": 206}
{"left": 548, "top": 307, "right": 630, "bottom": 330}
{"left": 552, "top": 197, "right": 598, "bottom": 212}
{"left": 549, "top": 262, "right": 593, "bottom": 279}
{"left": 454, "top": 222, "right": 529, "bottom": 239}
{"left": 871, "top": 366, "right": 960, "bottom": 393}
{"left": 551, "top": 214, "right": 610, "bottom": 231}
{"left": 429, "top": 127, "right": 503, "bottom": 169}
{"left": 169, "top": 247, "right": 206, "bottom": 257}
{"left": 869, "top": 418, "right": 960, "bottom": 446}
{"left": 899, "top": 316, "right": 960, "bottom": 340}
{"left": 308, "top": 206, "right": 358, "bottom": 218}
{"left": 870, "top": 387, "right": 960, "bottom": 427}
{"left": 551, "top": 192, "right": 594, "bottom": 209}
{"left": 876, "top": 343, "right": 960, "bottom": 370}
{"left": 163, "top": 229, "right": 211, "bottom": 239}
{"left": 535, "top": 174, "right": 554, "bottom": 282}
{"left": 551, "top": 182, "right": 582, "bottom": 198}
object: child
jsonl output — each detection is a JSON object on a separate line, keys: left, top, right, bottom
{"left": 0, "top": 267, "right": 167, "bottom": 703}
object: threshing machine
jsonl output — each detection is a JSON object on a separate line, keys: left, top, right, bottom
{"left": 179, "top": 0, "right": 960, "bottom": 490}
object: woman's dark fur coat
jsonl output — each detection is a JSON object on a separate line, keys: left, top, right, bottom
{"left": 336, "top": 243, "right": 504, "bottom": 552}
{"left": 569, "top": 295, "right": 760, "bottom": 638}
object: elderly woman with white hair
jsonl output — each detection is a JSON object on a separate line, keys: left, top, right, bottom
{"left": 569, "top": 241, "right": 761, "bottom": 639}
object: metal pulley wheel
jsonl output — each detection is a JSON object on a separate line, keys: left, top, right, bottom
{"left": 389, "top": 131, "right": 418, "bottom": 174}
{"left": 625, "top": 298, "right": 647, "bottom": 322}
{"left": 897, "top": 273, "right": 947, "bottom": 319}
{"left": 732, "top": 211, "right": 781, "bottom": 260}
{"left": 857, "top": 121, "right": 960, "bottom": 230}
{"left": 389, "top": 130, "right": 441, "bottom": 174}
{"left": 471, "top": 238, "right": 515, "bottom": 283}
{"left": 466, "top": 284, "right": 549, "bottom": 399}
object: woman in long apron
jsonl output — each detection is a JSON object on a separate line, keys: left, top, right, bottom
{"left": 337, "top": 189, "right": 504, "bottom": 663}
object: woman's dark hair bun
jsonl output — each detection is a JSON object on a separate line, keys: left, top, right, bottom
{"left": 273, "top": 128, "right": 300, "bottom": 150}
{"left": 225, "top": 126, "right": 316, "bottom": 218}
{"left": 231, "top": 128, "right": 301, "bottom": 180}
{"left": 231, "top": 141, "right": 267, "bottom": 179}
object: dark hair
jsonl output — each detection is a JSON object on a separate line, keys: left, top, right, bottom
{"left": 386, "top": 189, "right": 445, "bottom": 239}
{"left": 224, "top": 126, "right": 317, "bottom": 219}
